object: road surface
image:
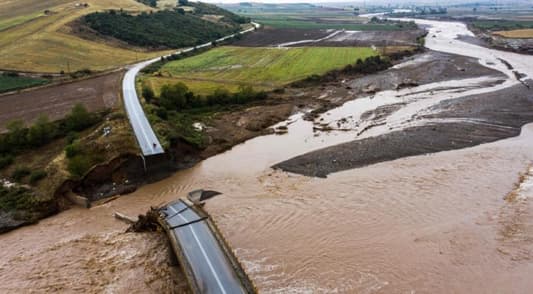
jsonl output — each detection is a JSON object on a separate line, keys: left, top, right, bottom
{"left": 122, "top": 23, "right": 260, "bottom": 156}
{"left": 160, "top": 200, "right": 247, "bottom": 294}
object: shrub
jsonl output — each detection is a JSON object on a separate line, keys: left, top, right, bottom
{"left": 0, "top": 155, "right": 14, "bottom": 170}
{"left": 66, "top": 132, "right": 79, "bottom": 144}
{"left": 29, "top": 170, "right": 47, "bottom": 185}
{"left": 65, "top": 103, "right": 95, "bottom": 132}
{"left": 11, "top": 166, "right": 31, "bottom": 182}
{"left": 64, "top": 143, "right": 81, "bottom": 158}
{"left": 2, "top": 71, "right": 19, "bottom": 77}
{"left": 67, "top": 155, "right": 92, "bottom": 178}
{"left": 142, "top": 84, "right": 155, "bottom": 103}
{"left": 5, "top": 120, "right": 28, "bottom": 149}
{"left": 108, "top": 112, "right": 126, "bottom": 120}
{"left": 0, "top": 185, "right": 35, "bottom": 211}
{"left": 160, "top": 82, "right": 192, "bottom": 110}
{"left": 27, "top": 115, "right": 55, "bottom": 147}
{"left": 69, "top": 68, "right": 92, "bottom": 79}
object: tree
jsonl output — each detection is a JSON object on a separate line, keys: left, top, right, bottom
{"left": 5, "top": 120, "right": 28, "bottom": 149}
{"left": 27, "top": 115, "right": 55, "bottom": 147}
{"left": 159, "top": 82, "right": 190, "bottom": 110}
{"left": 65, "top": 103, "right": 94, "bottom": 132}
{"left": 142, "top": 84, "right": 155, "bottom": 103}
{"left": 178, "top": 0, "right": 188, "bottom": 6}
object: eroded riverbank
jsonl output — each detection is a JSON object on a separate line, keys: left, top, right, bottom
{"left": 1, "top": 18, "right": 533, "bottom": 293}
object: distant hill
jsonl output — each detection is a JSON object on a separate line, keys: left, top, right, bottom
{"left": 83, "top": 2, "right": 250, "bottom": 49}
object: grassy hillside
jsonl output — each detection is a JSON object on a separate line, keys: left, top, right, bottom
{"left": 0, "top": 0, "right": 172, "bottom": 73}
{"left": 0, "top": 0, "right": 247, "bottom": 73}
{"left": 144, "top": 46, "right": 378, "bottom": 95}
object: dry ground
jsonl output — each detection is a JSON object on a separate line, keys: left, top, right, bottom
{"left": 0, "top": 71, "right": 123, "bottom": 131}
{"left": 0, "top": 0, "right": 170, "bottom": 72}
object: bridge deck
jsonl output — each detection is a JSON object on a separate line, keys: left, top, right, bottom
{"left": 159, "top": 200, "right": 250, "bottom": 294}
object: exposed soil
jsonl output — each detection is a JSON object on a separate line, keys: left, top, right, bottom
{"left": 201, "top": 103, "right": 294, "bottom": 157}
{"left": 0, "top": 71, "right": 123, "bottom": 131}
{"left": 311, "top": 29, "right": 427, "bottom": 47}
{"left": 461, "top": 24, "right": 533, "bottom": 55}
{"left": 1, "top": 48, "right": 492, "bottom": 229}
{"left": 274, "top": 82, "right": 533, "bottom": 177}
{"left": 233, "top": 28, "right": 332, "bottom": 47}
{"left": 233, "top": 27, "right": 426, "bottom": 47}
{"left": 285, "top": 50, "right": 503, "bottom": 122}
{"left": 347, "top": 50, "right": 503, "bottom": 95}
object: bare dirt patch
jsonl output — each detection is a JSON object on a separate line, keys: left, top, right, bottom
{"left": 233, "top": 27, "right": 426, "bottom": 47}
{"left": 0, "top": 71, "right": 123, "bottom": 131}
{"left": 233, "top": 28, "right": 332, "bottom": 47}
{"left": 274, "top": 81, "right": 533, "bottom": 177}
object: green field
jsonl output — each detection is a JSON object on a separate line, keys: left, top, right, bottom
{"left": 0, "top": 75, "right": 49, "bottom": 93}
{"left": 253, "top": 16, "right": 409, "bottom": 31}
{"left": 146, "top": 46, "right": 377, "bottom": 95}
{"left": 472, "top": 20, "right": 533, "bottom": 31}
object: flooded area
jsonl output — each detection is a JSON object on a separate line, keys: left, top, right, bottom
{"left": 2, "top": 18, "right": 533, "bottom": 293}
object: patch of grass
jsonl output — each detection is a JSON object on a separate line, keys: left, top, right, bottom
{"left": 494, "top": 29, "right": 533, "bottom": 38}
{"left": 0, "top": 0, "right": 171, "bottom": 72}
{"left": 0, "top": 155, "right": 14, "bottom": 170}
{"left": 29, "top": 170, "right": 47, "bottom": 185}
{"left": 155, "top": 46, "right": 378, "bottom": 94}
{"left": 0, "top": 74, "right": 49, "bottom": 93}
{"left": 11, "top": 166, "right": 31, "bottom": 182}
{"left": 144, "top": 76, "right": 251, "bottom": 96}
{"left": 0, "top": 185, "right": 35, "bottom": 212}
{"left": 472, "top": 20, "right": 533, "bottom": 31}
{"left": 0, "top": 12, "right": 43, "bottom": 31}
{"left": 256, "top": 18, "right": 409, "bottom": 31}
{"left": 246, "top": 13, "right": 416, "bottom": 31}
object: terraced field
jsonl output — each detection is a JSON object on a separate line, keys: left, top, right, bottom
{"left": 0, "top": 0, "right": 170, "bottom": 73}
{"left": 145, "top": 46, "right": 377, "bottom": 95}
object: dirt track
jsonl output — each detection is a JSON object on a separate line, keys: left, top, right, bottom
{"left": 0, "top": 71, "right": 123, "bottom": 131}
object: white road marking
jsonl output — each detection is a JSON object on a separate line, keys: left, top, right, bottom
{"left": 122, "top": 23, "right": 259, "bottom": 156}
{"left": 168, "top": 205, "right": 228, "bottom": 294}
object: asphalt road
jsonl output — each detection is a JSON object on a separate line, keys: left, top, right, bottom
{"left": 122, "top": 58, "right": 165, "bottom": 156}
{"left": 161, "top": 200, "right": 246, "bottom": 294}
{"left": 122, "top": 23, "right": 260, "bottom": 156}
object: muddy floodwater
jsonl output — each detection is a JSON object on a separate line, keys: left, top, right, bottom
{"left": 2, "top": 19, "right": 533, "bottom": 293}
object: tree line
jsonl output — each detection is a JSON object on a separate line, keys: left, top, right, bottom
{"left": 0, "top": 104, "right": 100, "bottom": 170}
{"left": 293, "top": 55, "right": 393, "bottom": 87}
{"left": 83, "top": 8, "right": 243, "bottom": 49}
{"left": 143, "top": 82, "right": 267, "bottom": 115}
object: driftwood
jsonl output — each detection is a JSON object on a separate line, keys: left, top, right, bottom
{"left": 114, "top": 212, "right": 137, "bottom": 224}
{"left": 126, "top": 208, "right": 162, "bottom": 232}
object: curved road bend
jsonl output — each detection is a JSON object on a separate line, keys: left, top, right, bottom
{"left": 122, "top": 23, "right": 260, "bottom": 156}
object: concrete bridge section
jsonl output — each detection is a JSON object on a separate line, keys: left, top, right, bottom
{"left": 158, "top": 199, "right": 255, "bottom": 294}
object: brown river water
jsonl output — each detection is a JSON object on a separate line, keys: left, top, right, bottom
{"left": 2, "top": 19, "right": 533, "bottom": 293}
